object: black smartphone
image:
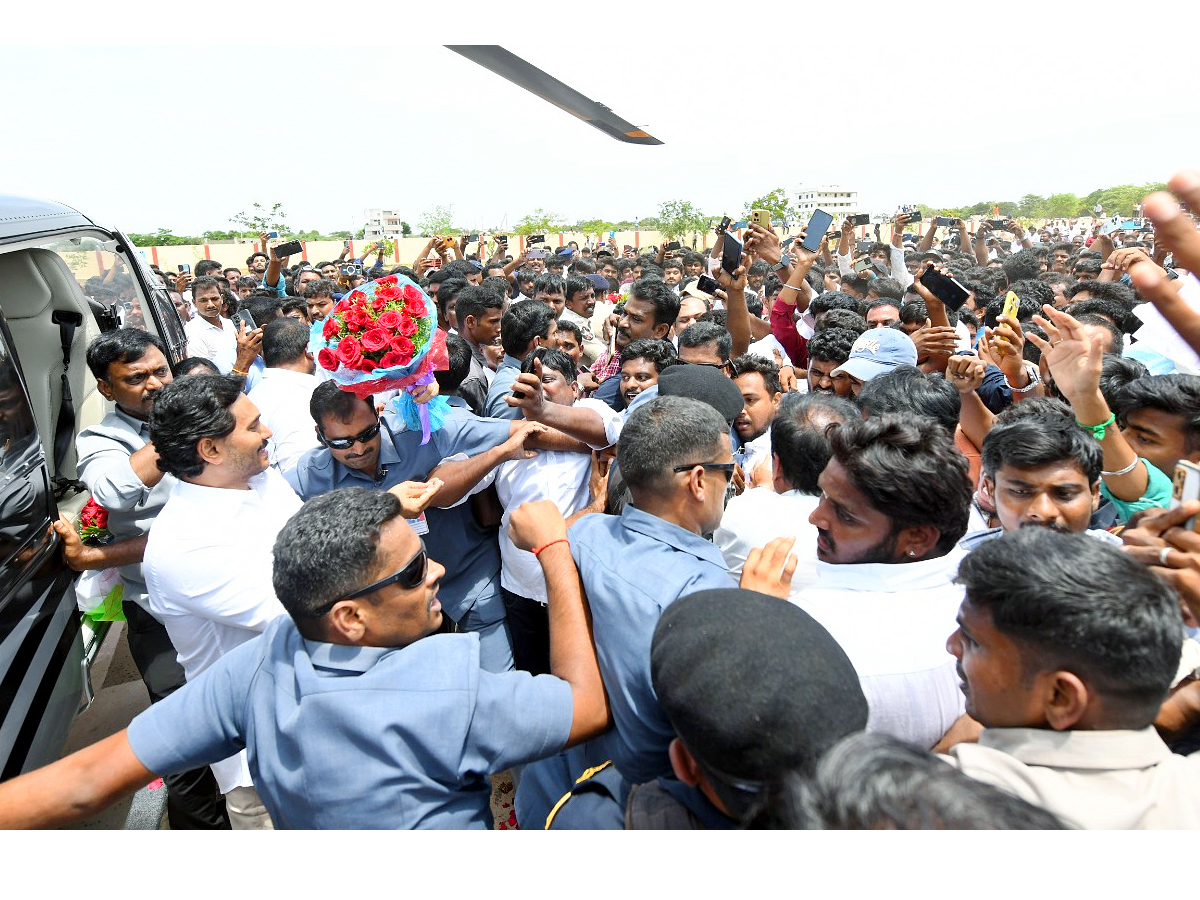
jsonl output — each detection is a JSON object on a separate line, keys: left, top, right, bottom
{"left": 696, "top": 274, "right": 721, "bottom": 295}
{"left": 935, "top": 216, "right": 957, "bottom": 227}
{"left": 846, "top": 214, "right": 870, "bottom": 227}
{"left": 780, "top": 236, "right": 796, "bottom": 249}
{"left": 721, "top": 233, "right": 743, "bottom": 275}
{"left": 856, "top": 240, "right": 872, "bottom": 254}
{"left": 343, "top": 239, "right": 350, "bottom": 249}
{"left": 986, "top": 219, "right": 1009, "bottom": 230}
{"left": 273, "top": 239, "right": 303, "bottom": 258}
{"left": 528, "top": 234, "right": 545, "bottom": 244}
{"left": 467, "top": 233, "right": 480, "bottom": 242}
{"left": 906, "top": 210, "right": 923, "bottom": 223}
{"left": 802, "top": 209, "right": 834, "bottom": 252}
{"left": 664, "top": 241, "right": 681, "bottom": 252}
{"left": 715, "top": 216, "right": 731, "bottom": 235}
{"left": 178, "top": 263, "right": 190, "bottom": 274}
{"left": 234, "top": 309, "right": 257, "bottom": 331}
{"left": 919, "top": 267, "right": 971, "bottom": 311}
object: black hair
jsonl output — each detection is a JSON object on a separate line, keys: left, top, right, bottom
{"left": 1064, "top": 279, "right": 1136, "bottom": 309}
{"left": 524, "top": 347, "right": 576, "bottom": 384}
{"left": 149, "top": 374, "right": 243, "bottom": 478}
{"left": 1098, "top": 354, "right": 1148, "bottom": 409}
{"left": 436, "top": 334, "right": 473, "bottom": 394}
{"left": 695, "top": 308, "right": 728, "bottom": 329}
{"left": 175, "top": 357, "right": 220, "bottom": 377}
{"left": 86, "top": 328, "right": 167, "bottom": 380}
{"left": 810, "top": 291, "right": 860, "bottom": 318}
{"left": 455, "top": 284, "right": 505, "bottom": 327}
{"left": 533, "top": 272, "right": 566, "bottom": 297}
{"left": 772, "top": 393, "right": 859, "bottom": 494}
{"left": 619, "top": 337, "right": 678, "bottom": 372}
{"left": 1001, "top": 249, "right": 1041, "bottom": 284}
{"left": 262, "top": 317, "right": 311, "bottom": 368}
{"left": 815, "top": 311, "right": 868, "bottom": 337}
{"left": 565, "top": 275, "right": 592, "bottom": 304}
{"left": 981, "top": 417, "right": 1102, "bottom": 484}
{"left": 500, "top": 301, "right": 557, "bottom": 358}
{"left": 190, "top": 275, "right": 224, "bottom": 299}
{"left": 1073, "top": 313, "right": 1124, "bottom": 356}
{"left": 618, "top": 395, "right": 729, "bottom": 495}
{"left": 302, "top": 278, "right": 336, "bottom": 300}
{"left": 235, "top": 275, "right": 260, "bottom": 291}
{"left": 1065, "top": 297, "right": 1139, "bottom": 335}
{"left": 807, "top": 327, "right": 858, "bottom": 365}
{"left": 554, "top": 318, "right": 583, "bottom": 344}
{"left": 246, "top": 251, "right": 269, "bottom": 267}
{"left": 629, "top": 276, "right": 681, "bottom": 328}
{"left": 435, "top": 277, "right": 469, "bottom": 321}
{"left": 869, "top": 278, "right": 904, "bottom": 302}
{"left": 243, "top": 295, "right": 282, "bottom": 326}
{"left": 677, "top": 321, "right": 732, "bottom": 361}
{"left": 309, "top": 379, "right": 374, "bottom": 429}
{"left": 828, "top": 414, "right": 972, "bottom": 557}
{"left": 194, "top": 260, "right": 223, "bottom": 278}
{"left": 1112, "top": 374, "right": 1200, "bottom": 452}
{"left": 730, "top": 353, "right": 781, "bottom": 396}
{"left": 858, "top": 366, "right": 961, "bottom": 434}
{"left": 956, "top": 528, "right": 1182, "bottom": 727}
{"left": 272, "top": 488, "right": 403, "bottom": 637}
{"left": 992, "top": 395, "right": 1074, "bottom": 427}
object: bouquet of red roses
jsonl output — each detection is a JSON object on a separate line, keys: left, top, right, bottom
{"left": 310, "top": 274, "right": 450, "bottom": 444}
{"left": 77, "top": 498, "right": 112, "bottom": 546}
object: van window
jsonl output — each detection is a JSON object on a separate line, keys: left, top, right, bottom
{"left": 0, "top": 327, "right": 53, "bottom": 576}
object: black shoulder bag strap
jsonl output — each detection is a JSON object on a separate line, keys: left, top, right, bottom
{"left": 50, "top": 309, "right": 83, "bottom": 494}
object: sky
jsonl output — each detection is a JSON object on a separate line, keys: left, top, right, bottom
{"left": 3, "top": 1, "right": 1195, "bottom": 237}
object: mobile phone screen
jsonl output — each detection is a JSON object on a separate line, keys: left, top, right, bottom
{"left": 721, "top": 234, "right": 743, "bottom": 275}
{"left": 696, "top": 275, "right": 721, "bottom": 295}
{"left": 919, "top": 268, "right": 970, "bottom": 311}
{"left": 802, "top": 210, "right": 834, "bottom": 252}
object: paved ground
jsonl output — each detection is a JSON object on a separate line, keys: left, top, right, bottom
{"left": 60, "top": 622, "right": 166, "bottom": 830}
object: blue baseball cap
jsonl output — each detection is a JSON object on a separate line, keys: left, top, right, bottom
{"left": 832, "top": 329, "right": 918, "bottom": 382}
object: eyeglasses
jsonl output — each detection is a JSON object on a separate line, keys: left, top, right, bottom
{"left": 692, "top": 360, "right": 740, "bottom": 378}
{"left": 672, "top": 461, "right": 736, "bottom": 482}
{"left": 310, "top": 542, "right": 429, "bottom": 618}
{"left": 319, "top": 420, "right": 381, "bottom": 450}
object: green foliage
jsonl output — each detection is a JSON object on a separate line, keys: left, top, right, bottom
{"left": 743, "top": 188, "right": 794, "bottom": 225}
{"left": 656, "top": 200, "right": 707, "bottom": 240}
{"left": 922, "top": 183, "right": 1167, "bottom": 222}
{"left": 514, "top": 208, "right": 566, "bottom": 236}
{"left": 575, "top": 219, "right": 617, "bottom": 238}
{"left": 127, "top": 227, "right": 203, "bottom": 246}
{"left": 230, "top": 202, "right": 287, "bottom": 234}
{"left": 400, "top": 221, "right": 412, "bottom": 237}
{"left": 418, "top": 204, "right": 457, "bottom": 237}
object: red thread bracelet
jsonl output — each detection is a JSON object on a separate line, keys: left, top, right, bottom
{"left": 532, "top": 538, "right": 569, "bottom": 557}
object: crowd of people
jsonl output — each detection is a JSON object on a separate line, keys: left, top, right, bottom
{"left": 5, "top": 172, "right": 1200, "bottom": 831}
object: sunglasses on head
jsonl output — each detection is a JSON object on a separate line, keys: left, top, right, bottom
{"left": 319, "top": 420, "right": 381, "bottom": 450}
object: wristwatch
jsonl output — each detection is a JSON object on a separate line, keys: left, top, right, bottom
{"left": 772, "top": 259, "right": 790, "bottom": 273}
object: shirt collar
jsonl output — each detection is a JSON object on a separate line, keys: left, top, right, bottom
{"left": 813, "top": 544, "right": 966, "bottom": 592}
{"left": 445, "top": 396, "right": 470, "bottom": 408}
{"left": 175, "top": 468, "right": 272, "bottom": 511}
{"left": 113, "top": 405, "right": 151, "bottom": 438}
{"left": 302, "top": 638, "right": 395, "bottom": 674}
{"left": 977, "top": 727, "right": 1173, "bottom": 771}
{"left": 501, "top": 354, "right": 523, "bottom": 370}
{"left": 262, "top": 366, "right": 316, "bottom": 384}
{"left": 620, "top": 504, "right": 727, "bottom": 568}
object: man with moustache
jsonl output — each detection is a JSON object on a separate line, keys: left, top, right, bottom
{"left": 144, "top": 374, "right": 303, "bottom": 829}
{"left": 798, "top": 414, "right": 973, "bottom": 751}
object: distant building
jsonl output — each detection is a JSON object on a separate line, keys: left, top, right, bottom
{"left": 795, "top": 187, "right": 862, "bottom": 219}
{"left": 363, "top": 208, "right": 405, "bottom": 239}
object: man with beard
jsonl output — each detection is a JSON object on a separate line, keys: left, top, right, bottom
{"left": 560, "top": 276, "right": 604, "bottom": 367}
{"left": 799, "top": 414, "right": 972, "bottom": 751}
{"left": 588, "top": 279, "right": 679, "bottom": 410}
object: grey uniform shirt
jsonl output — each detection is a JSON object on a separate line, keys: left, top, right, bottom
{"left": 76, "top": 407, "right": 176, "bottom": 606}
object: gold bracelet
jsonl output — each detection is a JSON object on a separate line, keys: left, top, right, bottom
{"left": 231, "top": 367, "right": 249, "bottom": 376}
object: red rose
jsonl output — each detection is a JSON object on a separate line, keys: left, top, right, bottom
{"left": 402, "top": 283, "right": 423, "bottom": 303}
{"left": 322, "top": 317, "right": 341, "bottom": 340}
{"left": 333, "top": 299, "right": 351, "bottom": 315}
{"left": 389, "top": 336, "right": 414, "bottom": 359}
{"left": 398, "top": 315, "right": 418, "bottom": 337}
{"left": 405, "top": 297, "right": 428, "bottom": 318}
{"left": 377, "top": 275, "right": 398, "bottom": 286}
{"left": 361, "top": 328, "right": 391, "bottom": 353}
{"left": 371, "top": 295, "right": 387, "bottom": 312}
{"left": 375, "top": 284, "right": 401, "bottom": 303}
{"left": 92, "top": 506, "right": 108, "bottom": 529}
{"left": 345, "top": 318, "right": 362, "bottom": 333}
{"left": 379, "top": 350, "right": 406, "bottom": 368}
{"left": 376, "top": 310, "right": 402, "bottom": 330}
{"left": 336, "top": 336, "right": 364, "bottom": 369}
{"left": 317, "top": 347, "right": 339, "bottom": 371}
{"left": 347, "top": 290, "right": 368, "bottom": 305}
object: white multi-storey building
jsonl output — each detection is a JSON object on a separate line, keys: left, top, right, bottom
{"left": 363, "top": 208, "right": 405, "bottom": 239}
{"left": 794, "top": 187, "right": 862, "bottom": 218}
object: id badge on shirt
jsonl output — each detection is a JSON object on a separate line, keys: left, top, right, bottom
{"left": 409, "top": 512, "right": 429, "bottom": 535}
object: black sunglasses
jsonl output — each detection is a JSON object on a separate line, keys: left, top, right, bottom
{"left": 310, "top": 542, "right": 429, "bottom": 618}
{"left": 319, "top": 420, "right": 381, "bottom": 450}
{"left": 673, "top": 461, "right": 736, "bottom": 482}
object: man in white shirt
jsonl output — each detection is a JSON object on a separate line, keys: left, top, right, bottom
{"left": 716, "top": 393, "right": 857, "bottom": 598}
{"left": 144, "top": 373, "right": 302, "bottom": 828}
{"left": 493, "top": 349, "right": 621, "bottom": 674}
{"left": 799, "top": 414, "right": 974, "bottom": 750}
{"left": 183, "top": 276, "right": 239, "bottom": 373}
{"left": 247, "top": 318, "right": 321, "bottom": 476}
